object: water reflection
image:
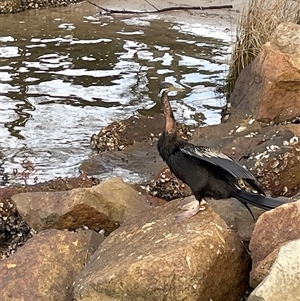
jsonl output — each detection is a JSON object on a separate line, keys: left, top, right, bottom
{"left": 0, "top": 4, "right": 230, "bottom": 184}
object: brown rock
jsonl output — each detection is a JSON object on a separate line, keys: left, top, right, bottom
{"left": 248, "top": 239, "right": 300, "bottom": 301}
{"left": 0, "top": 175, "right": 99, "bottom": 257}
{"left": 74, "top": 199, "right": 250, "bottom": 301}
{"left": 228, "top": 22, "right": 300, "bottom": 124}
{"left": 90, "top": 177, "right": 150, "bottom": 221}
{"left": 0, "top": 229, "right": 103, "bottom": 301}
{"left": 11, "top": 178, "right": 150, "bottom": 234}
{"left": 249, "top": 200, "right": 300, "bottom": 285}
{"left": 249, "top": 244, "right": 282, "bottom": 288}
{"left": 11, "top": 188, "right": 119, "bottom": 233}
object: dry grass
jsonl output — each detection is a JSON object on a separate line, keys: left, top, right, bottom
{"left": 225, "top": 0, "right": 300, "bottom": 99}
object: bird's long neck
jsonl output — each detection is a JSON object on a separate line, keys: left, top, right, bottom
{"left": 162, "top": 91, "right": 176, "bottom": 135}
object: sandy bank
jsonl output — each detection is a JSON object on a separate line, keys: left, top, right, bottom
{"left": 89, "top": 0, "right": 246, "bottom": 31}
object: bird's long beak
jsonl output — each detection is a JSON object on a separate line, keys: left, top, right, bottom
{"left": 170, "top": 84, "right": 185, "bottom": 92}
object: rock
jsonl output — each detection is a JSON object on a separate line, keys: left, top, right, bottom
{"left": 249, "top": 247, "right": 281, "bottom": 288}
{"left": 191, "top": 123, "right": 300, "bottom": 197}
{"left": 227, "top": 22, "right": 300, "bottom": 124}
{"left": 11, "top": 177, "right": 150, "bottom": 234}
{"left": 248, "top": 239, "right": 300, "bottom": 301}
{"left": 240, "top": 125, "right": 300, "bottom": 196}
{"left": 74, "top": 199, "right": 250, "bottom": 301}
{"left": 146, "top": 167, "right": 192, "bottom": 200}
{"left": 90, "top": 177, "right": 150, "bottom": 221}
{"left": 0, "top": 175, "right": 99, "bottom": 258}
{"left": 207, "top": 197, "right": 264, "bottom": 241}
{"left": 90, "top": 114, "right": 193, "bottom": 153}
{"left": 0, "top": 229, "right": 103, "bottom": 301}
{"left": 249, "top": 200, "right": 300, "bottom": 287}
{"left": 249, "top": 200, "right": 300, "bottom": 264}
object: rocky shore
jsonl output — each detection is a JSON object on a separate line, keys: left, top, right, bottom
{"left": 0, "top": 0, "right": 83, "bottom": 13}
{"left": 0, "top": 4, "right": 300, "bottom": 301}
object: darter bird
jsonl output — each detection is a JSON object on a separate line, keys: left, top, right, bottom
{"left": 157, "top": 82, "right": 286, "bottom": 222}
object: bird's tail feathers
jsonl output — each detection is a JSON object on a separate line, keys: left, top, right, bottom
{"left": 232, "top": 190, "right": 286, "bottom": 211}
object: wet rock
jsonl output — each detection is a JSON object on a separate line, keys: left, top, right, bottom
{"left": 248, "top": 143, "right": 300, "bottom": 197}
{"left": 74, "top": 199, "right": 250, "bottom": 301}
{"left": 225, "top": 22, "right": 300, "bottom": 124}
{"left": 90, "top": 114, "right": 192, "bottom": 153}
{"left": 11, "top": 177, "right": 149, "bottom": 234}
{"left": 0, "top": 229, "right": 102, "bottom": 301}
{"left": 146, "top": 167, "right": 192, "bottom": 200}
{"left": 81, "top": 140, "right": 164, "bottom": 182}
{"left": 249, "top": 200, "right": 300, "bottom": 287}
{"left": 248, "top": 239, "right": 300, "bottom": 301}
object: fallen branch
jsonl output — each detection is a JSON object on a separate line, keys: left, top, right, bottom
{"left": 87, "top": 1, "right": 233, "bottom": 15}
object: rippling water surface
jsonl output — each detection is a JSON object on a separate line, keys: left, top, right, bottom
{"left": 0, "top": 3, "right": 231, "bottom": 185}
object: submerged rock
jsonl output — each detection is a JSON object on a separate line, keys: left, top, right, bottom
{"left": 74, "top": 199, "right": 250, "bottom": 301}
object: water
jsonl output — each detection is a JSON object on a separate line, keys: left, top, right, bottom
{"left": 0, "top": 3, "right": 231, "bottom": 185}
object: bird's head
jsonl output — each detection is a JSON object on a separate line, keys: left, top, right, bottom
{"left": 159, "top": 82, "right": 185, "bottom": 97}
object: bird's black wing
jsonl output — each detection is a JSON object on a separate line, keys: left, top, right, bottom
{"left": 180, "top": 144, "right": 257, "bottom": 183}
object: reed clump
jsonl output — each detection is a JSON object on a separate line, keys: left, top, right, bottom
{"left": 225, "top": 0, "right": 300, "bottom": 99}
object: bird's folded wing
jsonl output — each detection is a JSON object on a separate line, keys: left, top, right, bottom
{"left": 180, "top": 144, "right": 257, "bottom": 181}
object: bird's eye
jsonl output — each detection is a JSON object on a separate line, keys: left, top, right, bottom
{"left": 159, "top": 88, "right": 169, "bottom": 97}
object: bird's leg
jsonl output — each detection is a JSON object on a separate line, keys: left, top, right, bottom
{"left": 175, "top": 196, "right": 207, "bottom": 222}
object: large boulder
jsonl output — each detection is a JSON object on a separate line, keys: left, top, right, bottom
{"left": 11, "top": 178, "right": 150, "bottom": 234}
{"left": 227, "top": 22, "right": 300, "bottom": 124}
{"left": 249, "top": 199, "right": 300, "bottom": 287}
{"left": 248, "top": 239, "right": 300, "bottom": 301}
{"left": 74, "top": 199, "right": 250, "bottom": 301}
{"left": 0, "top": 229, "right": 103, "bottom": 301}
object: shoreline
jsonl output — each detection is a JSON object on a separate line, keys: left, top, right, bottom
{"left": 88, "top": 0, "right": 245, "bottom": 31}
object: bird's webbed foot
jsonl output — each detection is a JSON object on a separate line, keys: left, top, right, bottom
{"left": 175, "top": 196, "right": 207, "bottom": 222}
